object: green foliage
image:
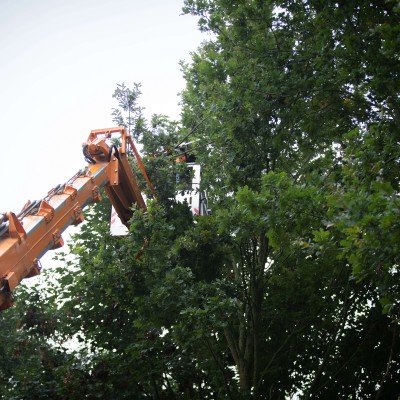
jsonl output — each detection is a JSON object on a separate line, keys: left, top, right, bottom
{"left": 316, "top": 127, "right": 400, "bottom": 313}
{"left": 3, "top": 2, "right": 400, "bottom": 398}
{"left": 112, "top": 82, "right": 145, "bottom": 139}
{"left": 181, "top": 0, "right": 400, "bottom": 195}
{"left": 178, "top": 0, "right": 400, "bottom": 397}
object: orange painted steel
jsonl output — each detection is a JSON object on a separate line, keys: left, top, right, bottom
{"left": 0, "top": 127, "right": 151, "bottom": 310}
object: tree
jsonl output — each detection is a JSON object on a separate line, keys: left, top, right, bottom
{"left": 2, "top": 0, "right": 400, "bottom": 397}
{"left": 177, "top": 0, "right": 400, "bottom": 397}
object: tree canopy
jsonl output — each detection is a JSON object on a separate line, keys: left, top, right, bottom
{"left": 1, "top": 1, "right": 400, "bottom": 399}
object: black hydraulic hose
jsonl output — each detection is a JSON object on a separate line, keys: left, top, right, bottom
{"left": 83, "top": 144, "right": 96, "bottom": 164}
{"left": 107, "top": 145, "right": 120, "bottom": 162}
{"left": 17, "top": 200, "right": 41, "bottom": 219}
{"left": 0, "top": 222, "right": 8, "bottom": 238}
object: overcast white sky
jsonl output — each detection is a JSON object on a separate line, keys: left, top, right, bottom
{"left": 0, "top": 0, "right": 204, "bottom": 213}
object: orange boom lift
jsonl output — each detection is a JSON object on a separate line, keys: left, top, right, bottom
{"left": 0, "top": 127, "right": 154, "bottom": 310}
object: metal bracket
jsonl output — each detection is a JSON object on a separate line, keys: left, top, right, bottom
{"left": 37, "top": 200, "right": 55, "bottom": 223}
{"left": 64, "top": 185, "right": 78, "bottom": 201}
{"left": 7, "top": 212, "right": 26, "bottom": 242}
{"left": 92, "top": 186, "right": 102, "bottom": 203}
{"left": 51, "top": 229, "right": 64, "bottom": 249}
{"left": 72, "top": 206, "right": 84, "bottom": 225}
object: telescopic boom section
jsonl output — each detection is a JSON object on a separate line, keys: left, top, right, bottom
{"left": 0, "top": 127, "right": 153, "bottom": 310}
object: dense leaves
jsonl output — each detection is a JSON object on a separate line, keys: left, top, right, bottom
{"left": 1, "top": 1, "right": 400, "bottom": 399}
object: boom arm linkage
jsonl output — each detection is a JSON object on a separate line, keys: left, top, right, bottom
{"left": 0, "top": 127, "right": 153, "bottom": 310}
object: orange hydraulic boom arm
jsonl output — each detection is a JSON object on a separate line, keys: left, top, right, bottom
{"left": 0, "top": 127, "right": 154, "bottom": 310}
